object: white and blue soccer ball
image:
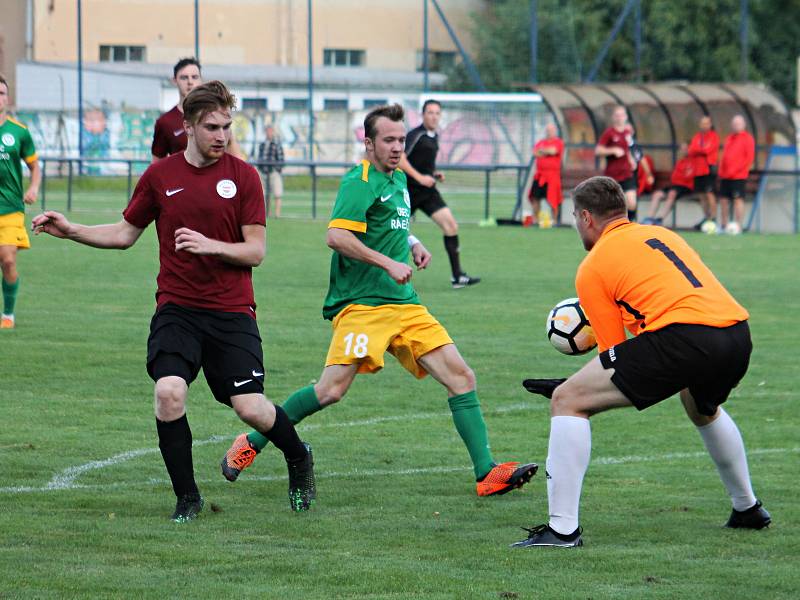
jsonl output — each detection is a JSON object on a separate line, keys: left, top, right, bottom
{"left": 725, "top": 221, "right": 742, "bottom": 235}
{"left": 546, "top": 297, "right": 597, "bottom": 355}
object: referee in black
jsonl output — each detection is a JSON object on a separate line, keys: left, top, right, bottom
{"left": 400, "top": 99, "right": 480, "bottom": 289}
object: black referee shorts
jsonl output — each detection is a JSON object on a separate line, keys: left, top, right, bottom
{"left": 408, "top": 185, "right": 448, "bottom": 217}
{"left": 146, "top": 303, "right": 265, "bottom": 406}
{"left": 599, "top": 321, "right": 751, "bottom": 416}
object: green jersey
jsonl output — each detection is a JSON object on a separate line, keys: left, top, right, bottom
{"left": 323, "top": 160, "right": 420, "bottom": 320}
{"left": 0, "top": 117, "right": 37, "bottom": 216}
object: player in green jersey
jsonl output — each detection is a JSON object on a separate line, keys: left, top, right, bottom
{"left": 0, "top": 74, "right": 41, "bottom": 329}
{"left": 221, "top": 104, "right": 537, "bottom": 497}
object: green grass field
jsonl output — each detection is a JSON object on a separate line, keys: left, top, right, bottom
{"left": 1, "top": 204, "right": 798, "bottom": 599}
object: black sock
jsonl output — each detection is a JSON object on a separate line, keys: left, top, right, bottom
{"left": 627, "top": 209, "right": 637, "bottom": 222}
{"left": 443, "top": 235, "right": 462, "bottom": 279}
{"left": 156, "top": 414, "right": 199, "bottom": 499}
{"left": 262, "top": 405, "right": 306, "bottom": 462}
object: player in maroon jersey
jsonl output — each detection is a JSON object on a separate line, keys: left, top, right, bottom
{"left": 33, "top": 81, "right": 315, "bottom": 522}
{"left": 151, "top": 58, "right": 245, "bottom": 162}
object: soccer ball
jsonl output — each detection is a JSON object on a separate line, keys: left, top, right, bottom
{"left": 701, "top": 220, "right": 718, "bottom": 235}
{"left": 546, "top": 297, "right": 597, "bottom": 355}
{"left": 725, "top": 221, "right": 742, "bottom": 235}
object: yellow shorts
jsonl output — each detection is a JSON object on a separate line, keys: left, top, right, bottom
{"left": 0, "top": 212, "right": 30, "bottom": 249}
{"left": 325, "top": 303, "right": 453, "bottom": 378}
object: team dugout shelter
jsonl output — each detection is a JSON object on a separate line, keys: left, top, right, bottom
{"left": 528, "top": 83, "right": 797, "bottom": 233}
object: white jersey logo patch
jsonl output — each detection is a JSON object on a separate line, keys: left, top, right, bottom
{"left": 1, "top": 133, "right": 14, "bottom": 146}
{"left": 216, "top": 179, "right": 237, "bottom": 199}
{"left": 402, "top": 189, "right": 411, "bottom": 208}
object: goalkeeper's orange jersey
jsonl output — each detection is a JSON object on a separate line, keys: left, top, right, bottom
{"left": 575, "top": 219, "right": 748, "bottom": 352}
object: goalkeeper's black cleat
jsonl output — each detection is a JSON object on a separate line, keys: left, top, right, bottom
{"left": 287, "top": 442, "right": 316, "bottom": 512}
{"left": 725, "top": 500, "right": 771, "bottom": 529}
{"left": 171, "top": 494, "right": 204, "bottom": 523}
{"left": 510, "top": 523, "right": 583, "bottom": 548}
{"left": 522, "top": 378, "right": 567, "bottom": 399}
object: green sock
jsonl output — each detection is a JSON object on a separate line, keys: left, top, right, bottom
{"left": 2, "top": 277, "right": 19, "bottom": 316}
{"left": 246, "top": 385, "right": 322, "bottom": 451}
{"left": 448, "top": 390, "right": 495, "bottom": 480}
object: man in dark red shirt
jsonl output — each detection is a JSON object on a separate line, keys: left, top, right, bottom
{"left": 595, "top": 106, "right": 638, "bottom": 220}
{"left": 151, "top": 58, "right": 245, "bottom": 162}
{"left": 688, "top": 115, "right": 720, "bottom": 228}
{"left": 33, "top": 81, "right": 315, "bottom": 522}
{"left": 719, "top": 115, "right": 755, "bottom": 234}
{"left": 643, "top": 142, "right": 695, "bottom": 225}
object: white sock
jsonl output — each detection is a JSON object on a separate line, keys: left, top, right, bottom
{"left": 547, "top": 416, "right": 591, "bottom": 535}
{"left": 697, "top": 408, "right": 757, "bottom": 511}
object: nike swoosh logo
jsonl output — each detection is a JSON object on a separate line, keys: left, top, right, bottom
{"left": 380, "top": 195, "right": 392, "bottom": 202}
{"left": 166, "top": 188, "right": 184, "bottom": 196}
{"left": 173, "top": 129, "right": 185, "bottom": 136}
{"left": 233, "top": 379, "right": 253, "bottom": 387}
{"left": 252, "top": 371, "right": 264, "bottom": 377}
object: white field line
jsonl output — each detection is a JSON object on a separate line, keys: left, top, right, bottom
{"left": 0, "top": 399, "right": 796, "bottom": 494}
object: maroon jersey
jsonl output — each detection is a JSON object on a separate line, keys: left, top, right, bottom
{"left": 151, "top": 106, "right": 188, "bottom": 158}
{"left": 123, "top": 153, "right": 266, "bottom": 315}
{"left": 598, "top": 127, "right": 633, "bottom": 182}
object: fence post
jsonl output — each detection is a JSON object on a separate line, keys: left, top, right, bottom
{"left": 484, "top": 170, "right": 491, "bottom": 220}
{"left": 127, "top": 160, "right": 133, "bottom": 201}
{"left": 40, "top": 159, "right": 47, "bottom": 210}
{"left": 311, "top": 164, "right": 317, "bottom": 219}
{"left": 67, "top": 159, "right": 73, "bottom": 212}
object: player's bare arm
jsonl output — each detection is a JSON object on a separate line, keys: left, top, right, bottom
{"left": 409, "top": 238, "right": 431, "bottom": 270}
{"left": 174, "top": 223, "right": 265, "bottom": 267}
{"left": 23, "top": 159, "right": 41, "bottom": 204}
{"left": 327, "top": 227, "right": 412, "bottom": 284}
{"left": 31, "top": 211, "right": 144, "bottom": 249}
{"left": 595, "top": 144, "right": 625, "bottom": 158}
{"left": 398, "top": 154, "right": 436, "bottom": 188}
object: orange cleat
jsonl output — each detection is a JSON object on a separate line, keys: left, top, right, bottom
{"left": 476, "top": 461, "right": 538, "bottom": 496}
{"left": 0, "top": 315, "right": 15, "bottom": 329}
{"left": 220, "top": 433, "right": 259, "bottom": 482}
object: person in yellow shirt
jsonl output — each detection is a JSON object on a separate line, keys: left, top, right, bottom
{"left": 514, "top": 175, "right": 769, "bottom": 548}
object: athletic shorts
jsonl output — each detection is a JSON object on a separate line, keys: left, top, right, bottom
{"left": 408, "top": 185, "right": 447, "bottom": 217}
{"left": 668, "top": 185, "right": 693, "bottom": 200}
{"left": 0, "top": 212, "right": 31, "bottom": 248}
{"left": 325, "top": 303, "right": 453, "bottom": 378}
{"left": 529, "top": 180, "right": 548, "bottom": 201}
{"left": 694, "top": 172, "right": 716, "bottom": 194}
{"left": 599, "top": 321, "right": 751, "bottom": 416}
{"left": 719, "top": 179, "right": 747, "bottom": 200}
{"left": 146, "top": 303, "right": 265, "bottom": 405}
{"left": 618, "top": 177, "right": 637, "bottom": 192}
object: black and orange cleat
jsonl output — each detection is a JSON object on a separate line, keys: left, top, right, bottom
{"left": 220, "top": 433, "right": 259, "bottom": 482}
{"left": 476, "top": 461, "right": 538, "bottom": 496}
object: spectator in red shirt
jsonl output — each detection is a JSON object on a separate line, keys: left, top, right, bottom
{"left": 32, "top": 81, "right": 315, "bottom": 522}
{"left": 643, "top": 143, "right": 695, "bottom": 225}
{"left": 719, "top": 115, "right": 755, "bottom": 233}
{"left": 637, "top": 153, "right": 655, "bottom": 197}
{"left": 526, "top": 123, "right": 564, "bottom": 225}
{"left": 688, "top": 116, "right": 720, "bottom": 229}
{"left": 595, "top": 106, "right": 638, "bottom": 220}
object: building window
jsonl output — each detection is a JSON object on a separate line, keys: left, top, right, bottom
{"left": 99, "top": 45, "right": 146, "bottom": 63}
{"left": 323, "top": 48, "right": 365, "bottom": 68}
{"left": 363, "top": 99, "right": 388, "bottom": 109}
{"left": 242, "top": 98, "right": 268, "bottom": 110}
{"left": 324, "top": 98, "right": 348, "bottom": 111}
{"left": 416, "top": 50, "right": 457, "bottom": 73}
{"left": 284, "top": 98, "right": 309, "bottom": 110}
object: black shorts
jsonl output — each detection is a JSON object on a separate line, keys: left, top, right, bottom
{"left": 694, "top": 172, "right": 716, "bottom": 193}
{"left": 529, "top": 180, "right": 548, "bottom": 201}
{"left": 599, "top": 321, "right": 751, "bottom": 416}
{"left": 618, "top": 177, "right": 637, "bottom": 192}
{"left": 668, "top": 185, "right": 693, "bottom": 200}
{"left": 146, "top": 303, "right": 265, "bottom": 406}
{"left": 408, "top": 185, "right": 447, "bottom": 217}
{"left": 719, "top": 179, "right": 747, "bottom": 200}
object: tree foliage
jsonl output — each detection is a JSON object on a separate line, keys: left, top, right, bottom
{"left": 444, "top": 0, "right": 798, "bottom": 104}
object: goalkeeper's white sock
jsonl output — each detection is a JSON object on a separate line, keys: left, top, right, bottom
{"left": 697, "top": 408, "right": 757, "bottom": 511}
{"left": 547, "top": 416, "right": 591, "bottom": 535}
